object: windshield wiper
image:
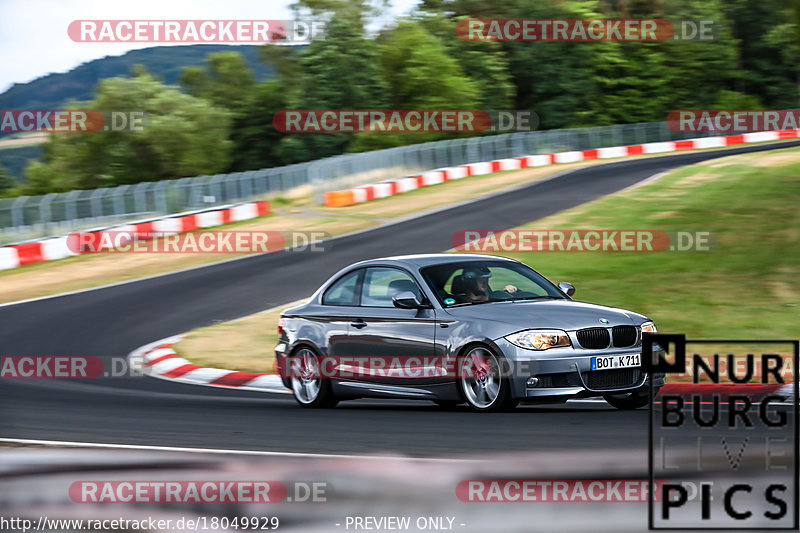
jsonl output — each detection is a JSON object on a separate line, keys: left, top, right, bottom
{"left": 508, "top": 296, "right": 563, "bottom": 302}
{"left": 447, "top": 299, "right": 498, "bottom": 307}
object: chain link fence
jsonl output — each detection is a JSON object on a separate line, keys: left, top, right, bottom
{"left": 0, "top": 121, "right": 718, "bottom": 245}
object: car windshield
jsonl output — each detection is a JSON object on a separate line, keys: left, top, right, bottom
{"left": 420, "top": 260, "right": 566, "bottom": 306}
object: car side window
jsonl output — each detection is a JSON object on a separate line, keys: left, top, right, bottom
{"left": 445, "top": 267, "right": 549, "bottom": 297}
{"left": 361, "top": 267, "right": 421, "bottom": 308}
{"left": 321, "top": 269, "right": 361, "bottom": 306}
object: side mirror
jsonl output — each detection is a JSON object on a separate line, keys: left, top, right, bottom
{"left": 558, "top": 282, "right": 575, "bottom": 297}
{"left": 392, "top": 291, "right": 424, "bottom": 309}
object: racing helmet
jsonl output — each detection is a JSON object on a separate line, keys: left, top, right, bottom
{"left": 462, "top": 266, "right": 492, "bottom": 280}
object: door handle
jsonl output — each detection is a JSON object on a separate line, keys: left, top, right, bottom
{"left": 350, "top": 319, "right": 367, "bottom": 329}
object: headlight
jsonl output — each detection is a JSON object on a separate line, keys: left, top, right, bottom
{"left": 505, "top": 329, "right": 571, "bottom": 350}
{"left": 640, "top": 321, "right": 657, "bottom": 334}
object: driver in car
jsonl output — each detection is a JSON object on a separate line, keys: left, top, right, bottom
{"left": 460, "top": 266, "right": 518, "bottom": 302}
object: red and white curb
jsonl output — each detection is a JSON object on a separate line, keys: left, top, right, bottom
{"left": 129, "top": 338, "right": 794, "bottom": 401}
{"left": 129, "top": 336, "right": 290, "bottom": 394}
{"left": 0, "top": 200, "right": 270, "bottom": 271}
{"left": 323, "top": 129, "right": 800, "bottom": 207}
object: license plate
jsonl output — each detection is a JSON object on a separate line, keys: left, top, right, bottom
{"left": 591, "top": 354, "right": 641, "bottom": 370}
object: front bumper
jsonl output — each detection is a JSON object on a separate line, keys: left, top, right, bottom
{"left": 494, "top": 338, "right": 666, "bottom": 401}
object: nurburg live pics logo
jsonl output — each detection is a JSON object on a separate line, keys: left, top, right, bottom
{"left": 644, "top": 334, "right": 799, "bottom": 530}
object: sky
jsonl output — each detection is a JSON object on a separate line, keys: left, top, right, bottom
{"left": 0, "top": 0, "right": 421, "bottom": 93}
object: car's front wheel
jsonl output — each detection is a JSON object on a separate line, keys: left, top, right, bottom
{"left": 289, "top": 347, "right": 338, "bottom": 408}
{"left": 458, "top": 345, "right": 515, "bottom": 412}
{"left": 603, "top": 386, "right": 660, "bottom": 410}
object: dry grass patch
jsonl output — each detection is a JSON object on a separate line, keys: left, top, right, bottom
{"left": 173, "top": 299, "right": 308, "bottom": 373}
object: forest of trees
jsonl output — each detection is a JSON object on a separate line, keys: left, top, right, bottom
{"left": 8, "top": 0, "right": 800, "bottom": 196}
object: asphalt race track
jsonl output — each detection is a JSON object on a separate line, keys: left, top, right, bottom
{"left": 2, "top": 141, "right": 798, "bottom": 457}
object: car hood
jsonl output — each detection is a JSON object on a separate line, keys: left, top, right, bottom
{"left": 442, "top": 299, "right": 649, "bottom": 332}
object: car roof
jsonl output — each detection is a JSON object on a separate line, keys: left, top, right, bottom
{"left": 351, "top": 254, "right": 518, "bottom": 269}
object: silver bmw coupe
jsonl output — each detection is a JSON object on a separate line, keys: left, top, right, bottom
{"left": 275, "top": 254, "right": 665, "bottom": 412}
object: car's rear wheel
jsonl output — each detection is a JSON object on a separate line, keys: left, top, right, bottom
{"left": 458, "top": 345, "right": 515, "bottom": 412}
{"left": 603, "top": 386, "right": 659, "bottom": 410}
{"left": 289, "top": 347, "right": 338, "bottom": 408}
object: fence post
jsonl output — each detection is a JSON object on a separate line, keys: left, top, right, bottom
{"left": 152, "top": 182, "right": 167, "bottom": 214}
{"left": 40, "top": 193, "right": 55, "bottom": 236}
{"left": 132, "top": 182, "right": 147, "bottom": 214}
{"left": 90, "top": 188, "right": 106, "bottom": 219}
{"left": 65, "top": 190, "right": 80, "bottom": 224}
{"left": 113, "top": 185, "right": 129, "bottom": 218}
{"left": 210, "top": 174, "right": 226, "bottom": 205}
{"left": 10, "top": 196, "right": 28, "bottom": 229}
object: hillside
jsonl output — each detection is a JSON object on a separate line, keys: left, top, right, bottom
{"left": 0, "top": 44, "right": 281, "bottom": 113}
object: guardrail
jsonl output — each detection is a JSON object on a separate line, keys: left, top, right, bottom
{"left": 0, "top": 121, "right": 717, "bottom": 245}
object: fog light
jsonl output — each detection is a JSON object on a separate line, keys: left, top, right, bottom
{"left": 526, "top": 376, "right": 539, "bottom": 388}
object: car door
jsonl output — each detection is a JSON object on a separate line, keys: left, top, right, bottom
{"left": 344, "top": 266, "right": 438, "bottom": 386}
{"left": 317, "top": 267, "right": 364, "bottom": 363}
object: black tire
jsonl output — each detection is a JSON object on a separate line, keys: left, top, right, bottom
{"left": 603, "top": 387, "right": 659, "bottom": 410}
{"left": 457, "top": 345, "right": 516, "bottom": 412}
{"left": 288, "top": 347, "right": 338, "bottom": 408}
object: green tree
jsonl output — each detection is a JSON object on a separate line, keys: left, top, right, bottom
{"left": 227, "top": 81, "right": 288, "bottom": 171}
{"left": 348, "top": 20, "right": 483, "bottom": 152}
{"left": 724, "top": 0, "right": 799, "bottom": 108}
{"left": 0, "top": 164, "right": 15, "bottom": 194}
{"left": 713, "top": 90, "right": 763, "bottom": 109}
{"left": 589, "top": 0, "right": 739, "bottom": 125}
{"left": 376, "top": 21, "right": 479, "bottom": 109}
{"left": 26, "top": 72, "right": 231, "bottom": 192}
{"left": 180, "top": 51, "right": 256, "bottom": 109}
{"left": 181, "top": 52, "right": 287, "bottom": 171}
{"left": 418, "top": 14, "right": 515, "bottom": 110}
{"left": 277, "top": 13, "right": 388, "bottom": 163}
{"left": 290, "top": 0, "right": 389, "bottom": 20}
{"left": 258, "top": 45, "right": 303, "bottom": 88}
{"left": 419, "top": 0, "right": 602, "bottom": 127}
{"left": 421, "top": 0, "right": 741, "bottom": 128}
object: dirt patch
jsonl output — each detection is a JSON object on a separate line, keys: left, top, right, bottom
{"left": 648, "top": 210, "right": 679, "bottom": 220}
{"left": 752, "top": 151, "right": 800, "bottom": 168}
{"left": 672, "top": 171, "right": 718, "bottom": 188}
{"left": 707, "top": 149, "right": 800, "bottom": 169}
